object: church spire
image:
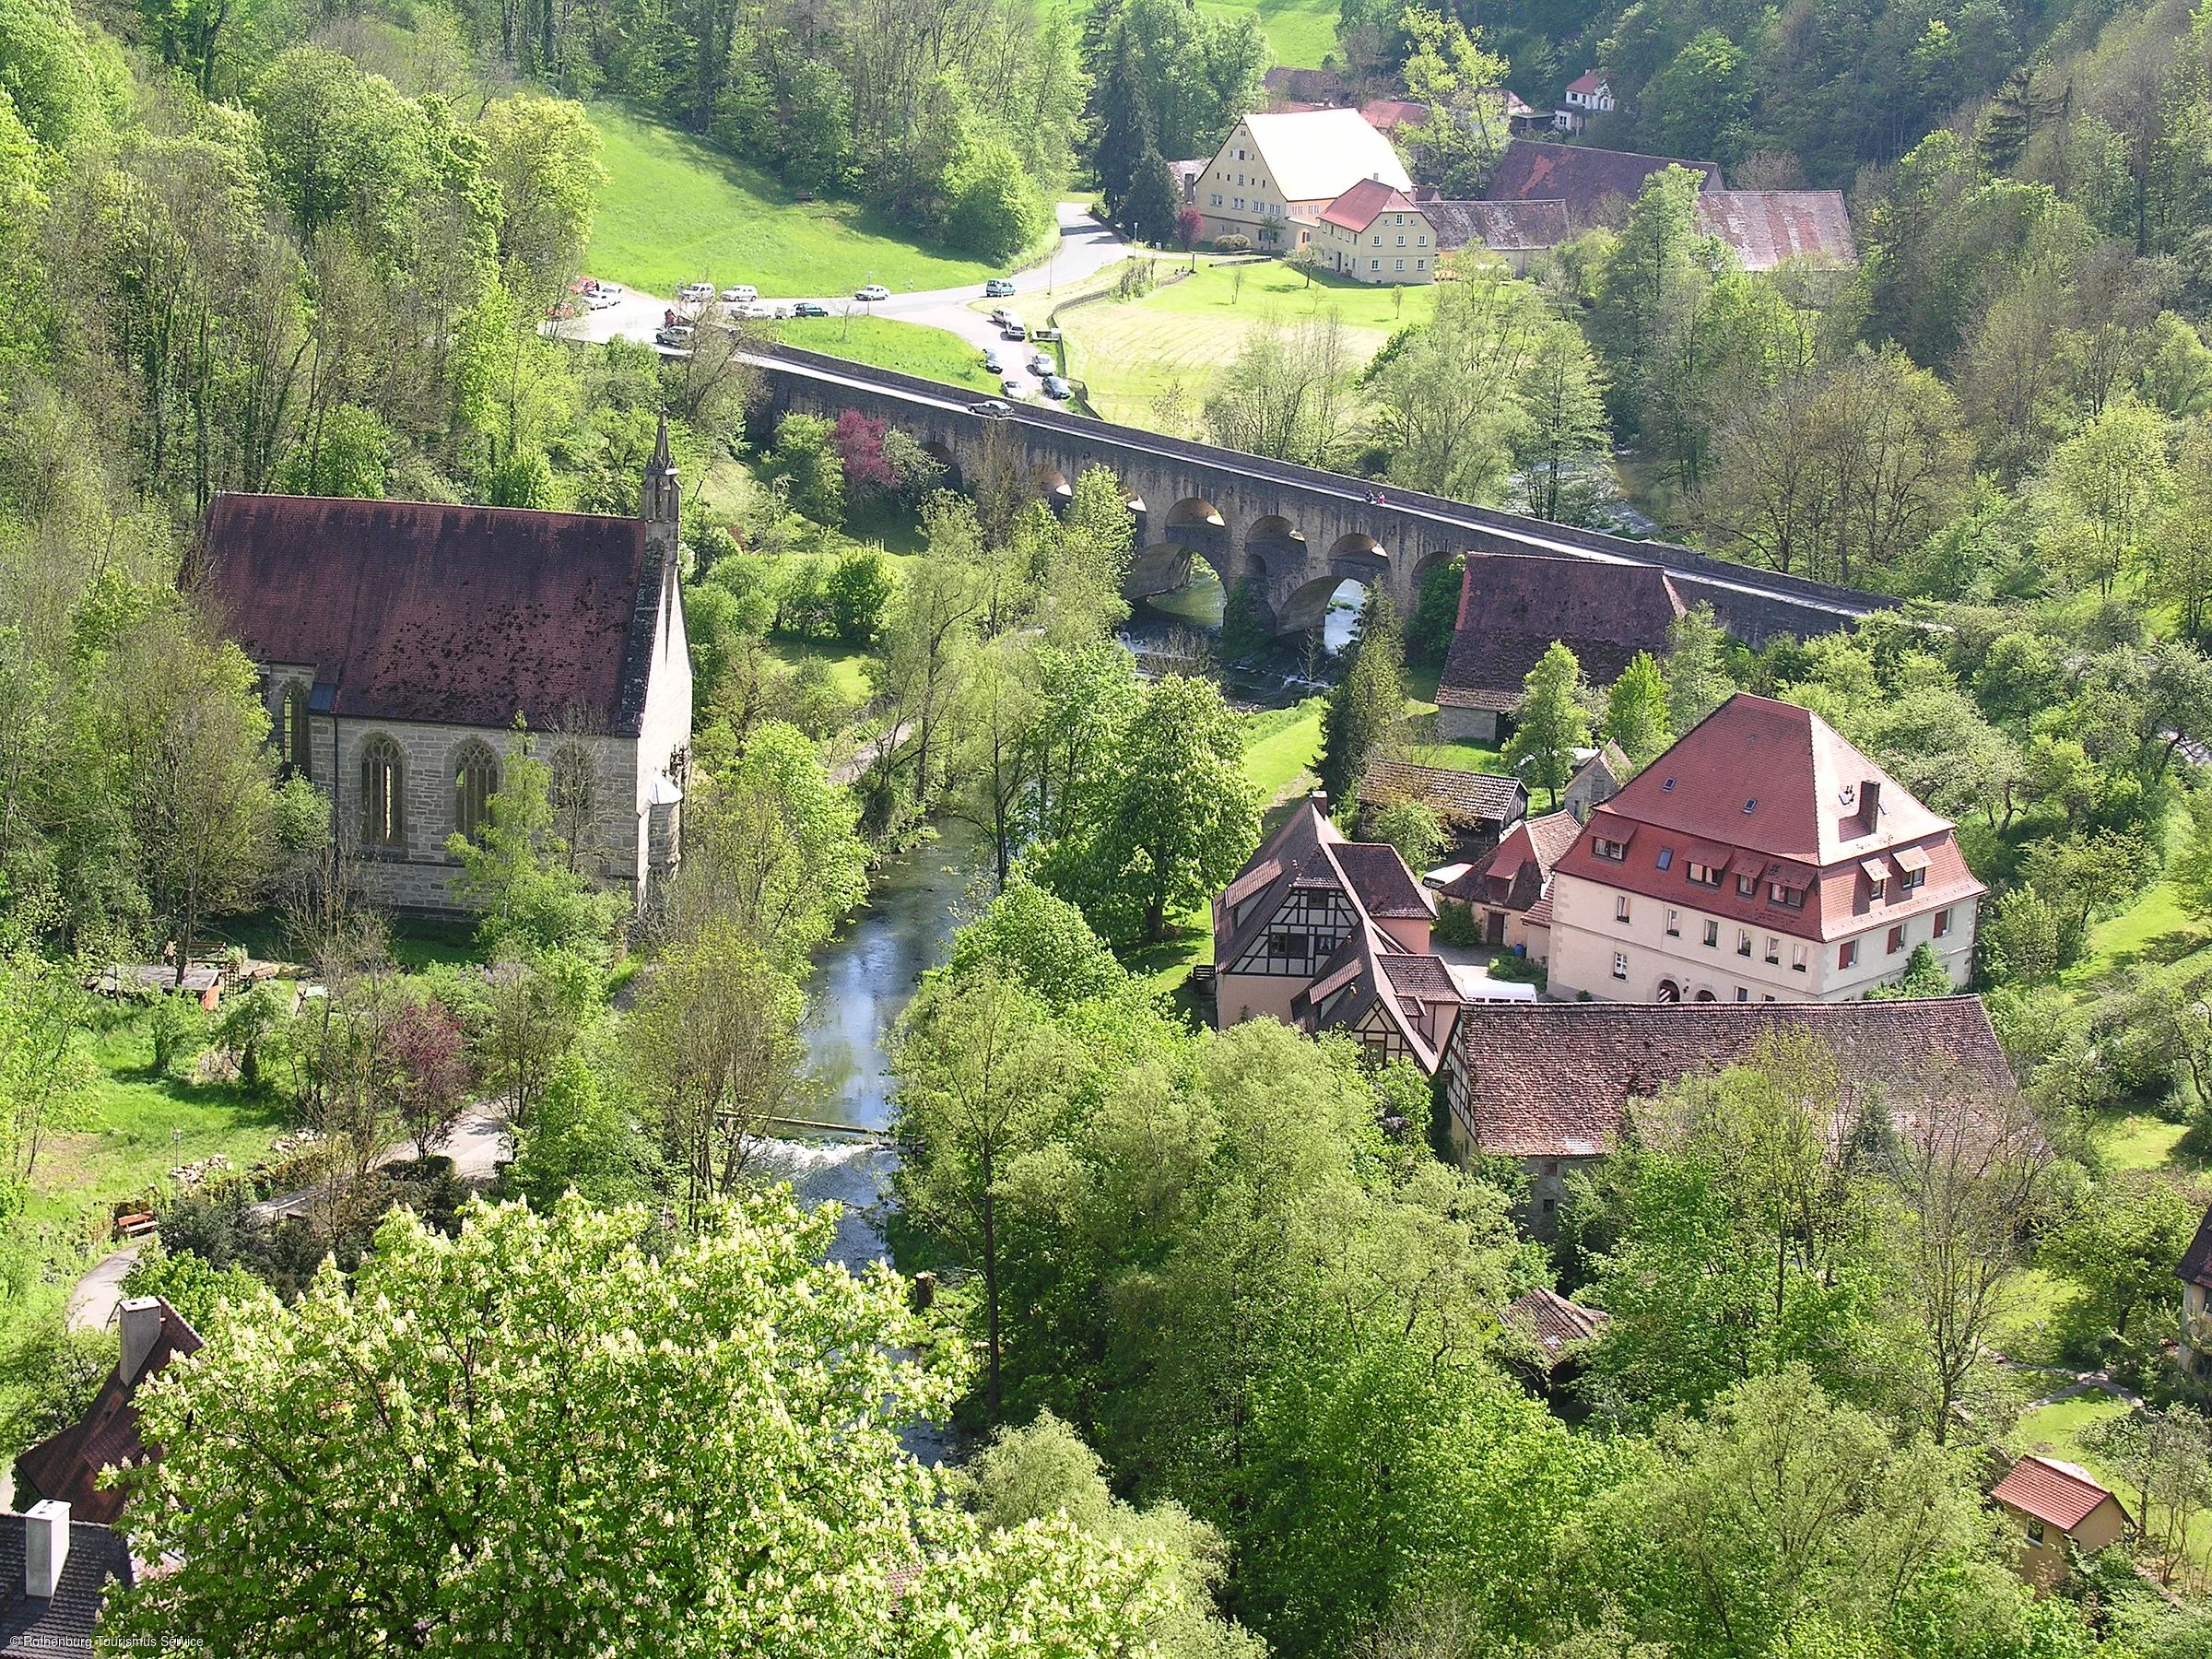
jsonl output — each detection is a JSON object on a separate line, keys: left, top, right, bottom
{"left": 641, "top": 408, "right": 678, "bottom": 524}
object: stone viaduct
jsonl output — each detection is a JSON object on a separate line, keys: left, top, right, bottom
{"left": 755, "top": 345, "right": 1887, "bottom": 642}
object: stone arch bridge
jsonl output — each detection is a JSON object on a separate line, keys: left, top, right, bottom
{"left": 755, "top": 345, "right": 1885, "bottom": 642}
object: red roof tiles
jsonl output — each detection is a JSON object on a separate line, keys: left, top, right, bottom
{"left": 2179, "top": 1205, "right": 2212, "bottom": 1293}
{"left": 1507, "top": 1286, "right": 1608, "bottom": 1357}
{"left": 1445, "top": 995, "right": 2011, "bottom": 1158}
{"left": 1438, "top": 553, "right": 1684, "bottom": 711}
{"left": 197, "top": 493, "right": 655, "bottom": 732}
{"left": 1486, "top": 140, "right": 1721, "bottom": 224}
{"left": 1694, "top": 191, "right": 1857, "bottom": 270}
{"left": 1320, "top": 178, "right": 1419, "bottom": 231}
{"left": 1358, "top": 759, "right": 1528, "bottom": 826}
{"left": 18, "top": 1301, "right": 202, "bottom": 1525}
{"left": 1991, "top": 1455, "right": 2124, "bottom": 1534}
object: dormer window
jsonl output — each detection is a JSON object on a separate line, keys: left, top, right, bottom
{"left": 1594, "top": 836, "right": 1629, "bottom": 862}
{"left": 1735, "top": 874, "right": 1757, "bottom": 898}
{"left": 1686, "top": 861, "right": 1724, "bottom": 888}
{"left": 1770, "top": 884, "right": 1804, "bottom": 910}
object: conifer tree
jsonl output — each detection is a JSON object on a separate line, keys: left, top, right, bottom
{"left": 1317, "top": 591, "right": 1406, "bottom": 805}
{"left": 1096, "top": 43, "right": 1155, "bottom": 216}
{"left": 1125, "top": 147, "right": 1180, "bottom": 246}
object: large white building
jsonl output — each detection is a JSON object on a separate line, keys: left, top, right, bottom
{"left": 1195, "top": 109, "right": 1413, "bottom": 252}
{"left": 1545, "top": 694, "right": 1984, "bottom": 1004}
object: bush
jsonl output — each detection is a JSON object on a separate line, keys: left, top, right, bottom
{"left": 147, "top": 994, "right": 210, "bottom": 1077}
{"left": 1432, "top": 899, "right": 1482, "bottom": 947}
{"left": 1212, "top": 235, "right": 1251, "bottom": 253}
{"left": 120, "top": 1245, "right": 263, "bottom": 1330}
{"left": 0, "top": 1314, "right": 114, "bottom": 1465}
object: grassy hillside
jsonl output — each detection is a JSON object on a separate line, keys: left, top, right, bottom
{"left": 584, "top": 103, "right": 1008, "bottom": 298}
{"left": 1062, "top": 260, "right": 1437, "bottom": 426}
{"left": 779, "top": 316, "right": 999, "bottom": 393}
{"left": 1200, "top": 0, "right": 1339, "bottom": 68}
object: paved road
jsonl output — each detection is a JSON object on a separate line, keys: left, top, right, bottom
{"left": 65, "top": 1243, "right": 144, "bottom": 1334}
{"left": 554, "top": 203, "right": 1134, "bottom": 403}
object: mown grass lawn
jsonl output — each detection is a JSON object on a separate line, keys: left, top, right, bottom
{"left": 1062, "top": 261, "right": 1435, "bottom": 427}
{"left": 1199, "top": 0, "right": 1339, "bottom": 66}
{"left": 585, "top": 102, "right": 1012, "bottom": 298}
{"left": 1244, "top": 698, "right": 1327, "bottom": 803}
{"left": 778, "top": 316, "right": 998, "bottom": 393}
{"left": 2097, "top": 1111, "right": 2191, "bottom": 1172}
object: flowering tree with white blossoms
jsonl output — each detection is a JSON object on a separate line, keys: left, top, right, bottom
{"left": 106, "top": 1192, "right": 1179, "bottom": 1657}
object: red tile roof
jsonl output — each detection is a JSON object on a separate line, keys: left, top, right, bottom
{"left": 18, "top": 1301, "right": 202, "bottom": 1525}
{"left": 1991, "top": 1455, "right": 2124, "bottom": 1534}
{"left": 1566, "top": 71, "right": 1609, "bottom": 97}
{"left": 1445, "top": 995, "right": 2010, "bottom": 1158}
{"left": 1424, "top": 197, "right": 1571, "bottom": 253}
{"left": 1359, "top": 759, "right": 1528, "bottom": 826}
{"left": 1486, "top": 140, "right": 1721, "bottom": 224}
{"left": 1507, "top": 1286, "right": 1608, "bottom": 1357}
{"left": 197, "top": 493, "right": 657, "bottom": 732}
{"left": 1320, "top": 177, "right": 1419, "bottom": 231}
{"left": 1335, "top": 842, "right": 1435, "bottom": 918}
{"left": 1694, "top": 191, "right": 1857, "bottom": 270}
{"left": 1359, "top": 100, "right": 1430, "bottom": 133}
{"left": 1439, "top": 553, "right": 1684, "bottom": 711}
{"left": 1548, "top": 694, "right": 1986, "bottom": 942}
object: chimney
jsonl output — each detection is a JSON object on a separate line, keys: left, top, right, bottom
{"left": 120, "top": 1297, "right": 166, "bottom": 1386}
{"left": 1858, "top": 780, "right": 1881, "bottom": 832}
{"left": 24, "top": 1500, "right": 68, "bottom": 1599}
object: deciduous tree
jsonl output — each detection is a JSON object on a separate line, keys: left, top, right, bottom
{"left": 1504, "top": 641, "right": 1593, "bottom": 809}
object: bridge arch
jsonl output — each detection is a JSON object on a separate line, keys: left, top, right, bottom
{"left": 1246, "top": 514, "right": 1306, "bottom": 552}
{"left": 919, "top": 440, "right": 960, "bottom": 488}
{"left": 1329, "top": 533, "right": 1390, "bottom": 580}
{"left": 1275, "top": 571, "right": 1377, "bottom": 636}
{"left": 1166, "top": 498, "right": 1226, "bottom": 530}
{"left": 1127, "top": 543, "right": 1196, "bottom": 600}
{"left": 1032, "top": 463, "right": 1073, "bottom": 504}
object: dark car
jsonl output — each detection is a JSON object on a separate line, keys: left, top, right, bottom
{"left": 792, "top": 300, "right": 830, "bottom": 317}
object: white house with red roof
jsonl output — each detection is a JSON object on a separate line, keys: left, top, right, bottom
{"left": 1312, "top": 178, "right": 1440, "bottom": 282}
{"left": 1556, "top": 70, "right": 1614, "bottom": 132}
{"left": 1545, "top": 693, "right": 1984, "bottom": 1004}
{"left": 1196, "top": 109, "right": 1412, "bottom": 252}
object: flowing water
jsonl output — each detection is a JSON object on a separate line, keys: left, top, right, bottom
{"left": 748, "top": 820, "right": 982, "bottom": 1275}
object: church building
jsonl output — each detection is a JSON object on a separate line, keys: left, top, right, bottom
{"left": 197, "top": 422, "right": 692, "bottom": 915}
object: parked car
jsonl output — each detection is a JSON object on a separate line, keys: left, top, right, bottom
{"left": 677, "top": 281, "right": 715, "bottom": 303}
{"left": 984, "top": 277, "right": 1017, "bottom": 297}
{"left": 1000, "top": 321, "right": 1027, "bottom": 341}
{"left": 854, "top": 283, "right": 890, "bottom": 301}
{"left": 1028, "top": 352, "right": 1054, "bottom": 376}
{"left": 743, "top": 300, "right": 786, "bottom": 320}
{"left": 654, "top": 324, "right": 695, "bottom": 347}
{"left": 721, "top": 284, "right": 758, "bottom": 304}
{"left": 982, "top": 348, "right": 1004, "bottom": 373}
{"left": 586, "top": 288, "right": 619, "bottom": 311}
{"left": 1000, "top": 375, "right": 1023, "bottom": 397}
{"left": 1042, "top": 374, "right": 1072, "bottom": 400}
{"left": 973, "top": 399, "right": 1012, "bottom": 417}
{"left": 792, "top": 300, "right": 830, "bottom": 317}
{"left": 1031, "top": 326, "right": 1061, "bottom": 343}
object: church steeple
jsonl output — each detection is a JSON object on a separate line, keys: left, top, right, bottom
{"left": 641, "top": 409, "right": 679, "bottom": 524}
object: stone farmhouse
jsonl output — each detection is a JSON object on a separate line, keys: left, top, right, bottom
{"left": 199, "top": 421, "right": 691, "bottom": 915}
{"left": 1439, "top": 995, "right": 2010, "bottom": 1230}
{"left": 1486, "top": 139, "right": 1720, "bottom": 227}
{"left": 1214, "top": 795, "right": 1489, "bottom": 1073}
{"left": 1436, "top": 553, "right": 1685, "bottom": 744}
{"left": 1546, "top": 693, "right": 1985, "bottom": 1003}
{"left": 1194, "top": 109, "right": 1411, "bottom": 252}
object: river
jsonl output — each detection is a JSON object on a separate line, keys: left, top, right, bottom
{"left": 747, "top": 821, "right": 982, "bottom": 1276}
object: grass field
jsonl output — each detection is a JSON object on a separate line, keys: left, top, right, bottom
{"left": 1062, "top": 261, "right": 1438, "bottom": 427}
{"left": 1199, "top": 0, "right": 1338, "bottom": 66}
{"left": 1244, "top": 699, "right": 1327, "bottom": 802}
{"left": 779, "top": 316, "right": 998, "bottom": 392}
{"left": 584, "top": 103, "right": 1012, "bottom": 298}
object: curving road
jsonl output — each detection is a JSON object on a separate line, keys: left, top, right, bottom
{"left": 555, "top": 203, "right": 1135, "bottom": 402}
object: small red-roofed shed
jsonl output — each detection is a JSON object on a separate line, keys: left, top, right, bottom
{"left": 1989, "top": 1454, "right": 2130, "bottom": 1590}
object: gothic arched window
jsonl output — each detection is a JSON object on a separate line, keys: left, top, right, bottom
{"left": 278, "top": 685, "right": 311, "bottom": 782}
{"left": 360, "top": 736, "right": 404, "bottom": 846}
{"left": 453, "top": 741, "right": 500, "bottom": 844}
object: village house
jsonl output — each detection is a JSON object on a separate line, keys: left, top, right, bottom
{"left": 2177, "top": 1203, "right": 2212, "bottom": 1380}
{"left": 1990, "top": 1455, "right": 2130, "bottom": 1591}
{"left": 1554, "top": 70, "right": 1615, "bottom": 131}
{"left": 1435, "top": 553, "right": 1685, "bottom": 744}
{"left": 1213, "top": 794, "right": 1478, "bottom": 1073}
{"left": 1263, "top": 66, "right": 1348, "bottom": 109}
{"left": 198, "top": 420, "right": 692, "bottom": 917}
{"left": 1359, "top": 99, "right": 1429, "bottom": 135}
{"left": 1436, "top": 807, "right": 1580, "bottom": 955}
{"left": 1438, "top": 995, "right": 2011, "bottom": 1230}
{"left": 1486, "top": 139, "right": 1721, "bottom": 229}
{"left": 1546, "top": 694, "right": 1985, "bottom": 1004}
{"left": 1196, "top": 109, "right": 1412, "bottom": 251}
{"left": 1356, "top": 759, "right": 1527, "bottom": 861}
{"left": 1419, "top": 197, "right": 1571, "bottom": 273}
{"left": 18, "top": 1297, "right": 201, "bottom": 1524}
{"left": 1313, "top": 180, "right": 1440, "bottom": 283}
